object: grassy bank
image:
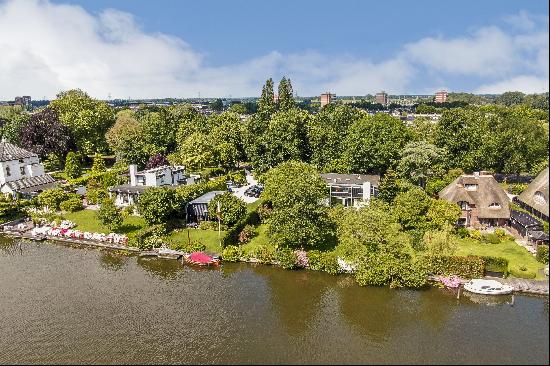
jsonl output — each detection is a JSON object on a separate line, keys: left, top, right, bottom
{"left": 456, "top": 238, "right": 546, "bottom": 279}
{"left": 64, "top": 210, "right": 146, "bottom": 237}
{"left": 165, "top": 228, "right": 226, "bottom": 254}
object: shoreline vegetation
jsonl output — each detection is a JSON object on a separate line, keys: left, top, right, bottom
{"left": 1, "top": 83, "right": 548, "bottom": 292}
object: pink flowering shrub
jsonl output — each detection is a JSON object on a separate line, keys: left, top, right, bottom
{"left": 295, "top": 250, "right": 308, "bottom": 268}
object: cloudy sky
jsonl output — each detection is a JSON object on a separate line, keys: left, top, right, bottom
{"left": 0, "top": 0, "right": 548, "bottom": 99}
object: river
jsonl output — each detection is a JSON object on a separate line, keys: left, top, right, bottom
{"left": 0, "top": 238, "right": 548, "bottom": 364}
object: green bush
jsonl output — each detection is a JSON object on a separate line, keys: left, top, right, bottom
{"left": 480, "top": 256, "right": 509, "bottom": 273}
{"left": 482, "top": 233, "right": 501, "bottom": 244}
{"left": 494, "top": 228, "right": 506, "bottom": 238}
{"left": 60, "top": 197, "right": 84, "bottom": 212}
{"left": 221, "top": 245, "right": 244, "bottom": 262}
{"left": 275, "top": 248, "right": 297, "bottom": 269}
{"left": 170, "top": 240, "right": 206, "bottom": 253}
{"left": 221, "top": 210, "right": 260, "bottom": 247}
{"left": 355, "top": 253, "right": 428, "bottom": 289}
{"left": 132, "top": 224, "right": 168, "bottom": 249}
{"left": 509, "top": 266, "right": 536, "bottom": 279}
{"left": 422, "top": 255, "right": 485, "bottom": 279}
{"left": 199, "top": 221, "right": 223, "bottom": 230}
{"left": 307, "top": 250, "right": 340, "bottom": 275}
{"left": 122, "top": 204, "right": 136, "bottom": 216}
{"left": 456, "top": 227, "right": 469, "bottom": 238}
{"left": 250, "top": 245, "right": 274, "bottom": 264}
{"left": 469, "top": 230, "right": 482, "bottom": 241}
{"left": 238, "top": 224, "right": 255, "bottom": 244}
{"left": 536, "top": 245, "right": 549, "bottom": 264}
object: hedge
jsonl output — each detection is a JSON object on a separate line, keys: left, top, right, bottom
{"left": 221, "top": 210, "right": 260, "bottom": 247}
{"left": 423, "top": 255, "right": 485, "bottom": 279}
{"left": 131, "top": 224, "right": 168, "bottom": 249}
{"left": 536, "top": 245, "right": 549, "bottom": 264}
{"left": 480, "top": 256, "right": 509, "bottom": 273}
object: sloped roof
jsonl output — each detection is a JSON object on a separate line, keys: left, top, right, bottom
{"left": 0, "top": 142, "right": 37, "bottom": 162}
{"left": 439, "top": 174, "right": 510, "bottom": 219}
{"left": 517, "top": 167, "right": 549, "bottom": 217}
{"left": 188, "top": 191, "right": 225, "bottom": 205}
{"left": 4, "top": 174, "right": 56, "bottom": 192}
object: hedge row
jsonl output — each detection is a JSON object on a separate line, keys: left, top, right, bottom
{"left": 536, "top": 245, "right": 549, "bottom": 264}
{"left": 221, "top": 209, "right": 260, "bottom": 247}
{"left": 423, "top": 255, "right": 485, "bottom": 279}
{"left": 480, "top": 256, "right": 509, "bottom": 273}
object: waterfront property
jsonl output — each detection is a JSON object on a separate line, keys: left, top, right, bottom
{"left": 0, "top": 141, "right": 57, "bottom": 198}
{"left": 108, "top": 164, "right": 198, "bottom": 207}
{"left": 515, "top": 167, "right": 549, "bottom": 222}
{"left": 439, "top": 172, "right": 510, "bottom": 227}
{"left": 510, "top": 210, "right": 549, "bottom": 246}
{"left": 321, "top": 173, "right": 379, "bottom": 207}
{"left": 185, "top": 191, "right": 226, "bottom": 222}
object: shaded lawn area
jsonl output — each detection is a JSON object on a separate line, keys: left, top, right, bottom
{"left": 165, "top": 228, "right": 226, "bottom": 254}
{"left": 456, "top": 238, "right": 546, "bottom": 279}
{"left": 63, "top": 210, "right": 146, "bottom": 237}
{"left": 246, "top": 199, "right": 263, "bottom": 212}
{"left": 241, "top": 224, "right": 273, "bottom": 254}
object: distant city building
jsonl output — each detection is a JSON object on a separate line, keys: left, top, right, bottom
{"left": 375, "top": 91, "right": 388, "bottom": 106}
{"left": 14, "top": 96, "right": 32, "bottom": 109}
{"left": 320, "top": 92, "right": 335, "bottom": 107}
{"left": 435, "top": 90, "right": 448, "bottom": 103}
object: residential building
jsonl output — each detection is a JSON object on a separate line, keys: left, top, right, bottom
{"left": 320, "top": 92, "right": 335, "bottom": 107}
{"left": 108, "top": 165, "right": 198, "bottom": 207}
{"left": 438, "top": 172, "right": 510, "bottom": 227}
{"left": 186, "top": 191, "right": 226, "bottom": 222}
{"left": 375, "top": 91, "right": 388, "bottom": 106}
{"left": 435, "top": 90, "right": 448, "bottom": 103}
{"left": 321, "top": 173, "right": 380, "bottom": 207}
{"left": 515, "top": 167, "right": 549, "bottom": 222}
{"left": 0, "top": 141, "right": 56, "bottom": 197}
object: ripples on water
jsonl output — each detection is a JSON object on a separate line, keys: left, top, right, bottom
{"left": 0, "top": 238, "right": 548, "bottom": 365}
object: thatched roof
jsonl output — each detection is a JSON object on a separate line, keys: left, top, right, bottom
{"left": 439, "top": 174, "right": 510, "bottom": 219}
{"left": 517, "top": 167, "right": 549, "bottom": 218}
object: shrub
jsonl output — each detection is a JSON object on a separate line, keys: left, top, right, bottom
{"left": 456, "top": 227, "right": 470, "bottom": 238}
{"left": 469, "top": 230, "right": 482, "bottom": 241}
{"left": 494, "top": 228, "right": 506, "bottom": 238}
{"left": 250, "top": 245, "right": 274, "bottom": 264}
{"left": 480, "top": 256, "right": 509, "bottom": 273}
{"left": 536, "top": 245, "right": 549, "bottom": 264}
{"left": 221, "top": 245, "right": 244, "bottom": 262}
{"left": 482, "top": 233, "right": 501, "bottom": 244}
{"left": 97, "top": 198, "right": 123, "bottom": 232}
{"left": 355, "top": 252, "right": 428, "bottom": 288}
{"left": 64, "top": 152, "right": 82, "bottom": 179}
{"left": 422, "top": 255, "right": 485, "bottom": 279}
{"left": 170, "top": 240, "right": 206, "bottom": 253}
{"left": 37, "top": 188, "right": 69, "bottom": 211}
{"left": 132, "top": 224, "right": 167, "bottom": 249}
{"left": 275, "top": 248, "right": 297, "bottom": 269}
{"left": 60, "top": 197, "right": 83, "bottom": 212}
{"left": 509, "top": 266, "right": 536, "bottom": 279}
{"left": 122, "top": 204, "right": 136, "bottom": 216}
{"left": 257, "top": 204, "right": 273, "bottom": 222}
{"left": 199, "top": 221, "right": 220, "bottom": 230}
{"left": 238, "top": 224, "right": 255, "bottom": 244}
{"left": 307, "top": 250, "right": 339, "bottom": 275}
{"left": 208, "top": 192, "right": 246, "bottom": 227}
{"left": 221, "top": 210, "right": 260, "bottom": 247}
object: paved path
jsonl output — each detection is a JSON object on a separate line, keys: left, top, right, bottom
{"left": 486, "top": 276, "right": 549, "bottom": 295}
{"left": 231, "top": 170, "right": 260, "bottom": 204}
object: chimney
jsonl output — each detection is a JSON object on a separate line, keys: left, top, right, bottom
{"left": 129, "top": 164, "right": 138, "bottom": 186}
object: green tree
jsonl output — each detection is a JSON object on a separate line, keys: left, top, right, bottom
{"left": 50, "top": 89, "right": 115, "bottom": 154}
{"left": 496, "top": 91, "right": 525, "bottom": 106}
{"left": 277, "top": 77, "right": 296, "bottom": 111}
{"left": 64, "top": 152, "right": 82, "bottom": 179}
{"left": 343, "top": 113, "right": 411, "bottom": 174}
{"left": 139, "top": 109, "right": 180, "bottom": 154}
{"left": 397, "top": 141, "right": 447, "bottom": 187}
{"left": 37, "top": 188, "right": 69, "bottom": 211}
{"left": 210, "top": 99, "right": 224, "bottom": 111}
{"left": 407, "top": 116, "right": 437, "bottom": 143}
{"left": 97, "top": 198, "right": 123, "bottom": 232}
{"left": 423, "top": 224, "right": 458, "bottom": 256}
{"left": 392, "top": 187, "right": 432, "bottom": 231}
{"left": 136, "top": 187, "right": 178, "bottom": 225}
{"left": 228, "top": 103, "right": 247, "bottom": 114}
{"left": 106, "top": 114, "right": 149, "bottom": 167}
{"left": 91, "top": 153, "right": 106, "bottom": 175}
{"left": 208, "top": 192, "right": 246, "bottom": 227}
{"left": 257, "top": 78, "right": 276, "bottom": 119}
{"left": 426, "top": 199, "right": 461, "bottom": 230}
{"left": 175, "top": 132, "right": 215, "bottom": 170}
{"left": 0, "top": 105, "right": 29, "bottom": 144}
{"left": 210, "top": 112, "right": 246, "bottom": 163}
{"left": 378, "top": 169, "right": 400, "bottom": 203}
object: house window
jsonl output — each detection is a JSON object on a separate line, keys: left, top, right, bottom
{"left": 458, "top": 201, "right": 469, "bottom": 210}
{"left": 20, "top": 166, "right": 26, "bottom": 175}
{"left": 534, "top": 191, "right": 546, "bottom": 205}
{"left": 136, "top": 176, "right": 145, "bottom": 185}
{"left": 464, "top": 184, "right": 478, "bottom": 191}
{"left": 5, "top": 167, "right": 11, "bottom": 176}
{"left": 489, "top": 202, "right": 501, "bottom": 209}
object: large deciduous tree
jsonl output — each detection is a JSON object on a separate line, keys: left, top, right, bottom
{"left": 397, "top": 141, "right": 448, "bottom": 187}
{"left": 277, "top": 77, "right": 295, "bottom": 111}
{"left": 137, "top": 187, "right": 179, "bottom": 225}
{"left": 18, "top": 108, "right": 73, "bottom": 159}
{"left": 208, "top": 193, "right": 246, "bottom": 227}
{"left": 106, "top": 113, "right": 149, "bottom": 168}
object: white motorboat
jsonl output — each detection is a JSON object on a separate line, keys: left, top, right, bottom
{"left": 463, "top": 279, "right": 514, "bottom": 295}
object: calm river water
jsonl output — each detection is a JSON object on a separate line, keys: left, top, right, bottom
{"left": 0, "top": 238, "right": 548, "bottom": 365}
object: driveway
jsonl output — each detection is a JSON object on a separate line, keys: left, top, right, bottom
{"left": 231, "top": 170, "right": 260, "bottom": 204}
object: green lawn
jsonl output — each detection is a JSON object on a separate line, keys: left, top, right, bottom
{"left": 246, "top": 199, "right": 263, "bottom": 212}
{"left": 165, "top": 228, "right": 226, "bottom": 254}
{"left": 64, "top": 209, "right": 146, "bottom": 236}
{"left": 241, "top": 224, "right": 273, "bottom": 255}
{"left": 456, "top": 238, "right": 546, "bottom": 279}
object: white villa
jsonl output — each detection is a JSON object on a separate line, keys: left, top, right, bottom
{"left": 108, "top": 164, "right": 199, "bottom": 207}
{"left": 320, "top": 173, "right": 380, "bottom": 207}
{"left": 0, "top": 141, "right": 57, "bottom": 197}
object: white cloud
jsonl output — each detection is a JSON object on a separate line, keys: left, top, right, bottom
{"left": 0, "top": 1, "right": 548, "bottom": 99}
{"left": 475, "top": 75, "right": 549, "bottom": 94}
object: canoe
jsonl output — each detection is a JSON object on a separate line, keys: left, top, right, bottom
{"left": 463, "top": 279, "right": 513, "bottom": 295}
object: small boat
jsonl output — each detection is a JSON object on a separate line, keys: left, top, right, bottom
{"left": 185, "top": 252, "right": 220, "bottom": 267}
{"left": 463, "top": 279, "right": 514, "bottom": 295}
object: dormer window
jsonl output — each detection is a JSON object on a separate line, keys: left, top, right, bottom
{"left": 489, "top": 202, "right": 501, "bottom": 209}
{"left": 534, "top": 191, "right": 546, "bottom": 205}
{"left": 20, "top": 166, "right": 26, "bottom": 175}
{"left": 465, "top": 184, "right": 478, "bottom": 191}
{"left": 458, "top": 201, "right": 469, "bottom": 210}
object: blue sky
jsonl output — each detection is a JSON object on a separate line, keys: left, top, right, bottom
{"left": 0, "top": 0, "right": 548, "bottom": 98}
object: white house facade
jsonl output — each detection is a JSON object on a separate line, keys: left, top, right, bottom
{"left": 108, "top": 164, "right": 199, "bottom": 207}
{"left": 0, "top": 142, "right": 57, "bottom": 197}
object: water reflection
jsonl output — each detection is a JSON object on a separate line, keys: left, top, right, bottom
{"left": 99, "top": 251, "right": 129, "bottom": 271}
{"left": 136, "top": 257, "right": 184, "bottom": 279}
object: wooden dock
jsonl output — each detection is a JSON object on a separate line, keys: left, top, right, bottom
{"left": 485, "top": 277, "right": 549, "bottom": 296}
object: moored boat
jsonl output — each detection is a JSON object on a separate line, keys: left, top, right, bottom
{"left": 185, "top": 252, "right": 220, "bottom": 267}
{"left": 463, "top": 279, "right": 514, "bottom": 295}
